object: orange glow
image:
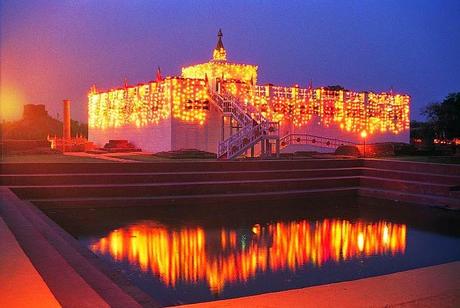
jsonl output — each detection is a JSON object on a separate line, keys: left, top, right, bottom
{"left": 361, "top": 130, "right": 368, "bottom": 139}
{"left": 90, "top": 219, "right": 406, "bottom": 294}
{"left": 0, "top": 83, "right": 25, "bottom": 121}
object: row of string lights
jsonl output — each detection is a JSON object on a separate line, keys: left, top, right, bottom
{"left": 88, "top": 77, "right": 409, "bottom": 135}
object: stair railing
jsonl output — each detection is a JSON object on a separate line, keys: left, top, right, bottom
{"left": 209, "top": 89, "right": 279, "bottom": 159}
{"left": 280, "top": 133, "right": 358, "bottom": 149}
{"left": 219, "top": 121, "right": 279, "bottom": 159}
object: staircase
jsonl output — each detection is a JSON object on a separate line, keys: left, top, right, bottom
{"left": 209, "top": 91, "right": 280, "bottom": 159}
{"left": 3, "top": 159, "right": 459, "bottom": 209}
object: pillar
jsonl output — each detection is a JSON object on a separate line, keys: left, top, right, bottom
{"left": 63, "top": 99, "right": 71, "bottom": 140}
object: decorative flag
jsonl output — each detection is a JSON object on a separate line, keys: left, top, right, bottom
{"left": 156, "top": 66, "right": 163, "bottom": 82}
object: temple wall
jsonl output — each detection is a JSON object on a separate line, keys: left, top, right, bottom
{"left": 88, "top": 118, "right": 172, "bottom": 152}
{"left": 171, "top": 102, "right": 222, "bottom": 153}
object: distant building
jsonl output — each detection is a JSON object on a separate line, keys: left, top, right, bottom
{"left": 88, "top": 30, "right": 410, "bottom": 158}
{"left": 22, "top": 104, "right": 48, "bottom": 120}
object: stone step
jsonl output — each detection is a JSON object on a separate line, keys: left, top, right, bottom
{"left": 14, "top": 193, "right": 158, "bottom": 307}
{"left": 1, "top": 168, "right": 361, "bottom": 186}
{"left": 362, "top": 168, "right": 460, "bottom": 186}
{"left": 363, "top": 159, "right": 460, "bottom": 176}
{"left": 29, "top": 187, "right": 358, "bottom": 209}
{"left": 13, "top": 177, "right": 360, "bottom": 199}
{"left": 0, "top": 188, "right": 112, "bottom": 307}
{"left": 3, "top": 166, "right": 458, "bottom": 187}
{"left": 358, "top": 187, "right": 460, "bottom": 210}
{"left": 0, "top": 159, "right": 362, "bottom": 174}
{"left": 361, "top": 176, "right": 456, "bottom": 198}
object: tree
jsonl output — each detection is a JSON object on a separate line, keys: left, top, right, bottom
{"left": 423, "top": 92, "right": 460, "bottom": 139}
{"left": 2, "top": 114, "right": 88, "bottom": 140}
{"left": 410, "top": 120, "right": 435, "bottom": 145}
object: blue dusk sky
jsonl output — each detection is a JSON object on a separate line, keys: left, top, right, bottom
{"left": 1, "top": 0, "right": 459, "bottom": 121}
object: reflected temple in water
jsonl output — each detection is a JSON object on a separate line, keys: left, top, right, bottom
{"left": 90, "top": 219, "right": 406, "bottom": 294}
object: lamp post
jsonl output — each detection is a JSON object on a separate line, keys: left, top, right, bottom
{"left": 361, "top": 130, "right": 367, "bottom": 158}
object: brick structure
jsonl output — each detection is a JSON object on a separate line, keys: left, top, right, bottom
{"left": 22, "top": 104, "right": 48, "bottom": 120}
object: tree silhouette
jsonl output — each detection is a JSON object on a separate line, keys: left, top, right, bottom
{"left": 423, "top": 93, "right": 460, "bottom": 140}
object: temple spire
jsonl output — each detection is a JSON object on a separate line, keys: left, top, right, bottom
{"left": 212, "top": 29, "right": 227, "bottom": 61}
{"left": 216, "top": 29, "right": 224, "bottom": 49}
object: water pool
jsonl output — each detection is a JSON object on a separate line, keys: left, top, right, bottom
{"left": 44, "top": 197, "right": 460, "bottom": 306}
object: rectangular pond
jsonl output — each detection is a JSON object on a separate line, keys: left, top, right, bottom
{"left": 43, "top": 197, "right": 460, "bottom": 306}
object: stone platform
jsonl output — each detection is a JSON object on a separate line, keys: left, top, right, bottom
{"left": 0, "top": 216, "right": 60, "bottom": 308}
{"left": 0, "top": 158, "right": 459, "bottom": 307}
{"left": 183, "top": 261, "right": 460, "bottom": 308}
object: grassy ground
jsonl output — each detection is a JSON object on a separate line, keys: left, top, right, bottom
{"left": 121, "top": 154, "right": 217, "bottom": 162}
{"left": 121, "top": 150, "right": 217, "bottom": 161}
{"left": 118, "top": 154, "right": 168, "bottom": 162}
{"left": 385, "top": 156, "right": 460, "bottom": 165}
{"left": 0, "top": 154, "right": 108, "bottom": 163}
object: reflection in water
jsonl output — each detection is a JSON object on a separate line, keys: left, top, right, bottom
{"left": 90, "top": 219, "right": 406, "bottom": 294}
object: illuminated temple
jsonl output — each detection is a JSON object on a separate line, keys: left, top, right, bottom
{"left": 88, "top": 30, "right": 410, "bottom": 158}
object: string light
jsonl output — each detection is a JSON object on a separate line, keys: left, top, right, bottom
{"left": 181, "top": 62, "right": 257, "bottom": 84}
{"left": 88, "top": 78, "right": 209, "bottom": 128}
{"left": 217, "top": 82, "right": 410, "bottom": 134}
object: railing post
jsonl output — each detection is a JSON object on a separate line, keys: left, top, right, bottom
{"left": 260, "top": 139, "right": 265, "bottom": 157}
{"left": 266, "top": 139, "right": 271, "bottom": 156}
{"left": 230, "top": 117, "right": 233, "bottom": 136}
{"left": 276, "top": 139, "right": 280, "bottom": 158}
{"left": 221, "top": 115, "right": 225, "bottom": 142}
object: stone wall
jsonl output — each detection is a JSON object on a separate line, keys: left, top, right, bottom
{"left": 171, "top": 102, "right": 221, "bottom": 153}
{"left": 88, "top": 118, "right": 172, "bottom": 153}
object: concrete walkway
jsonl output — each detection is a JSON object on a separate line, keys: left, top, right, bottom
{"left": 0, "top": 216, "right": 61, "bottom": 308}
{"left": 63, "top": 152, "right": 139, "bottom": 162}
{"left": 183, "top": 262, "right": 460, "bottom": 308}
